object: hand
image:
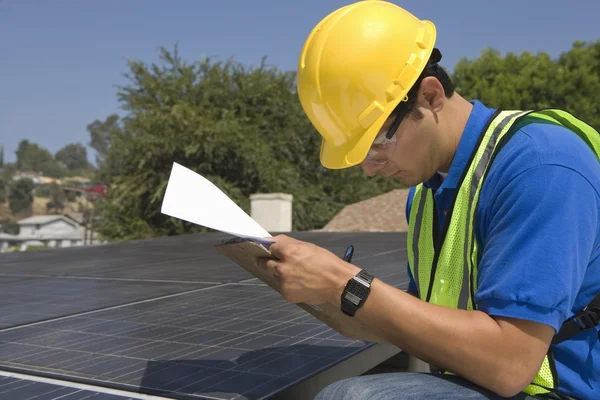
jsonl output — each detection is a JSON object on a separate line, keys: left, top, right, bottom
{"left": 258, "top": 234, "right": 360, "bottom": 305}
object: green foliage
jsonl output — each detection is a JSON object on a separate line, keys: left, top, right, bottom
{"left": 66, "top": 190, "right": 78, "bottom": 202}
{"left": 0, "top": 176, "right": 6, "bottom": 203}
{"left": 95, "top": 41, "right": 599, "bottom": 242}
{"left": 15, "top": 140, "right": 66, "bottom": 178}
{"left": 87, "top": 114, "right": 122, "bottom": 183}
{"left": 453, "top": 40, "right": 600, "bottom": 130}
{"left": 0, "top": 219, "right": 19, "bottom": 235}
{"left": 34, "top": 185, "right": 52, "bottom": 197}
{"left": 46, "top": 184, "right": 65, "bottom": 212}
{"left": 25, "top": 245, "right": 47, "bottom": 252}
{"left": 55, "top": 143, "right": 91, "bottom": 171}
{"left": 95, "top": 46, "right": 400, "bottom": 241}
{"left": 1, "top": 163, "right": 17, "bottom": 180}
{"left": 9, "top": 178, "right": 34, "bottom": 216}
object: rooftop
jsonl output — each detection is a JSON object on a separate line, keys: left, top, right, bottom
{"left": 17, "top": 214, "right": 79, "bottom": 226}
{"left": 320, "top": 189, "right": 410, "bottom": 232}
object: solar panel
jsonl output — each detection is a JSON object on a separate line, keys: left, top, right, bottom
{"left": 0, "top": 231, "right": 409, "bottom": 399}
{"left": 0, "top": 284, "right": 367, "bottom": 398}
{"left": 0, "top": 374, "right": 138, "bottom": 399}
{"left": 0, "top": 232, "right": 252, "bottom": 283}
{"left": 0, "top": 278, "right": 213, "bottom": 329}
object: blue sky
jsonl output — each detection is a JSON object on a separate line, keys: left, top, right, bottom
{"left": 1, "top": 0, "right": 599, "bottom": 165}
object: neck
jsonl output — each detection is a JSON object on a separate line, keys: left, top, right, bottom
{"left": 437, "top": 94, "right": 473, "bottom": 173}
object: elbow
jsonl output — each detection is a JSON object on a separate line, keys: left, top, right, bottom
{"left": 491, "top": 381, "right": 527, "bottom": 398}
{"left": 490, "top": 364, "right": 537, "bottom": 398}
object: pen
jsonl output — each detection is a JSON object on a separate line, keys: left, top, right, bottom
{"left": 343, "top": 245, "right": 354, "bottom": 263}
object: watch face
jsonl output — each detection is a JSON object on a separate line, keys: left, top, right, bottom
{"left": 343, "top": 291, "right": 361, "bottom": 306}
{"left": 353, "top": 279, "right": 370, "bottom": 296}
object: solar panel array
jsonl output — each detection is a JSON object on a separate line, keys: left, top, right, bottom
{"left": 0, "top": 231, "right": 409, "bottom": 399}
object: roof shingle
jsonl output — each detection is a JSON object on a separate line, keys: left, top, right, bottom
{"left": 320, "top": 189, "right": 409, "bottom": 232}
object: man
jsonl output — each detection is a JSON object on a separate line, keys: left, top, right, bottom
{"left": 258, "top": 1, "right": 599, "bottom": 399}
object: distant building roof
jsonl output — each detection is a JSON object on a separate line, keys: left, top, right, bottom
{"left": 38, "top": 176, "right": 62, "bottom": 185}
{"left": 18, "top": 214, "right": 79, "bottom": 226}
{"left": 66, "top": 212, "right": 84, "bottom": 224}
{"left": 320, "top": 189, "right": 409, "bottom": 232}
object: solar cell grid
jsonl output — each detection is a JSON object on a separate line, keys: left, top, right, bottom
{"left": 0, "top": 284, "right": 370, "bottom": 399}
{"left": 0, "top": 231, "right": 409, "bottom": 399}
{"left": 0, "top": 374, "right": 140, "bottom": 399}
{"left": 0, "top": 278, "right": 213, "bottom": 329}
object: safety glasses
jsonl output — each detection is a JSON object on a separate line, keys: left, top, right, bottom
{"left": 363, "top": 100, "right": 409, "bottom": 165}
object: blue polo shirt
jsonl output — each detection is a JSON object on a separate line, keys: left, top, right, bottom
{"left": 405, "top": 100, "right": 600, "bottom": 399}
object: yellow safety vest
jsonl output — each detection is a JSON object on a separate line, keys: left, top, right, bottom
{"left": 407, "top": 108, "right": 600, "bottom": 396}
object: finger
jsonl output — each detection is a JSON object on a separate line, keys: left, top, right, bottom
{"left": 265, "top": 259, "right": 283, "bottom": 279}
{"left": 265, "top": 259, "right": 279, "bottom": 272}
{"left": 271, "top": 234, "right": 297, "bottom": 244}
{"left": 268, "top": 241, "right": 283, "bottom": 260}
{"left": 269, "top": 235, "right": 301, "bottom": 259}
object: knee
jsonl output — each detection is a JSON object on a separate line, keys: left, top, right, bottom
{"left": 313, "top": 376, "right": 368, "bottom": 400}
{"left": 313, "top": 372, "right": 444, "bottom": 400}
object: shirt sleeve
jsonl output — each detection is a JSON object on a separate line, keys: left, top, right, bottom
{"left": 475, "top": 164, "right": 598, "bottom": 332}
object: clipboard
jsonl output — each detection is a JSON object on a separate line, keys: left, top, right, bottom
{"left": 214, "top": 237, "right": 387, "bottom": 343}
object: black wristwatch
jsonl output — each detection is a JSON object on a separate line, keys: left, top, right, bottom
{"left": 341, "top": 269, "right": 374, "bottom": 316}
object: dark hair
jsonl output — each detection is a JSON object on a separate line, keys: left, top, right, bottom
{"left": 401, "top": 49, "right": 455, "bottom": 120}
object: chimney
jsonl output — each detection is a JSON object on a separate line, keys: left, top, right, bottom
{"left": 250, "top": 193, "right": 293, "bottom": 232}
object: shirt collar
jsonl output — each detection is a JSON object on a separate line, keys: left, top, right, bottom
{"left": 423, "top": 100, "right": 496, "bottom": 191}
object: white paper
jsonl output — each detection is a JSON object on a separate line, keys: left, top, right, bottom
{"left": 161, "top": 162, "right": 274, "bottom": 245}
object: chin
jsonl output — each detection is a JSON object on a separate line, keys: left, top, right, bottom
{"left": 392, "top": 171, "right": 420, "bottom": 187}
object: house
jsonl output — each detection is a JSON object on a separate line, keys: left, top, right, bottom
{"left": 319, "top": 189, "right": 410, "bottom": 232}
{"left": 38, "top": 176, "right": 62, "bottom": 185}
{"left": 0, "top": 214, "right": 102, "bottom": 252}
{"left": 86, "top": 184, "right": 106, "bottom": 197}
{"left": 12, "top": 171, "right": 41, "bottom": 185}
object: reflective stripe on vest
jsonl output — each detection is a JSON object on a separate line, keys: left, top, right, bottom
{"left": 407, "top": 108, "right": 600, "bottom": 396}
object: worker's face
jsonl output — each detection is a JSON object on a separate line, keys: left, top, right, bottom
{"left": 360, "top": 78, "right": 446, "bottom": 187}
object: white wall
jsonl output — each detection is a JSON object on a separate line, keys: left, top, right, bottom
{"left": 19, "top": 219, "right": 77, "bottom": 238}
{"left": 250, "top": 193, "right": 293, "bottom": 232}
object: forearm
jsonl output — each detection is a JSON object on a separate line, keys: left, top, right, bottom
{"left": 331, "top": 274, "right": 539, "bottom": 396}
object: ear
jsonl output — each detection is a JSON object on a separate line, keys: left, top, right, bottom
{"left": 417, "top": 76, "right": 445, "bottom": 114}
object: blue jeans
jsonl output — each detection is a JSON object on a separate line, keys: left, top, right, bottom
{"left": 313, "top": 372, "right": 548, "bottom": 400}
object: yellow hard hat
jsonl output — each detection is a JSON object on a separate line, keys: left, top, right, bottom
{"left": 296, "top": 0, "right": 437, "bottom": 169}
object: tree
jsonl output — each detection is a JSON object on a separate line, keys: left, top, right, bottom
{"left": 46, "top": 183, "right": 65, "bottom": 212}
{"left": 88, "top": 114, "right": 120, "bottom": 165}
{"left": 0, "top": 176, "right": 6, "bottom": 203}
{"left": 66, "top": 190, "right": 78, "bottom": 202}
{"left": 0, "top": 145, "right": 4, "bottom": 167}
{"left": 55, "top": 143, "right": 90, "bottom": 171}
{"left": 87, "top": 114, "right": 123, "bottom": 183}
{"left": 16, "top": 140, "right": 52, "bottom": 170}
{"left": 9, "top": 178, "right": 34, "bottom": 215}
{"left": 453, "top": 40, "right": 600, "bottom": 130}
{"left": 15, "top": 140, "right": 65, "bottom": 178}
{"left": 0, "top": 219, "right": 19, "bottom": 235}
{"left": 94, "top": 46, "right": 401, "bottom": 241}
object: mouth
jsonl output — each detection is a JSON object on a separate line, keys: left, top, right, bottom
{"left": 379, "top": 169, "right": 403, "bottom": 179}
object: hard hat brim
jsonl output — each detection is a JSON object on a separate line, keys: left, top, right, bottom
{"left": 319, "top": 110, "right": 387, "bottom": 170}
